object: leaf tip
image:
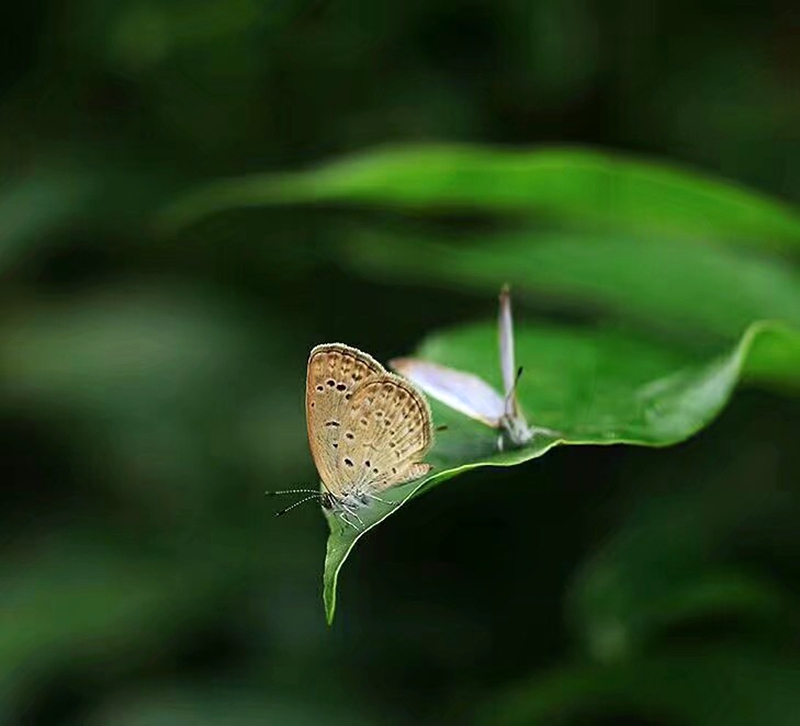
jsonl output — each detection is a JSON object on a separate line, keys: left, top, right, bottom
{"left": 324, "top": 580, "right": 337, "bottom": 625}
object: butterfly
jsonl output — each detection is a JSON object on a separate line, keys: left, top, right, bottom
{"left": 391, "top": 286, "right": 545, "bottom": 451}
{"left": 268, "top": 343, "right": 435, "bottom": 529}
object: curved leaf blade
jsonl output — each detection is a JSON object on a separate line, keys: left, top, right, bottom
{"left": 159, "top": 145, "right": 800, "bottom": 251}
{"left": 322, "top": 320, "right": 800, "bottom": 623}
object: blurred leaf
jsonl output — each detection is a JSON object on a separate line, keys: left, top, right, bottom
{"left": 87, "top": 684, "right": 377, "bottom": 726}
{"left": 0, "top": 515, "right": 320, "bottom": 717}
{"left": 0, "top": 165, "right": 97, "bottom": 269}
{"left": 0, "top": 282, "right": 307, "bottom": 515}
{"left": 476, "top": 648, "right": 800, "bottom": 726}
{"left": 322, "top": 320, "right": 800, "bottom": 623}
{"left": 159, "top": 145, "right": 800, "bottom": 251}
{"left": 343, "top": 228, "right": 800, "bottom": 344}
{"left": 566, "top": 471, "right": 799, "bottom": 663}
{"left": 0, "top": 151, "right": 185, "bottom": 278}
{"left": 0, "top": 282, "right": 253, "bottom": 414}
{"left": 571, "top": 553, "right": 791, "bottom": 665}
{"left": 0, "top": 533, "right": 236, "bottom": 703}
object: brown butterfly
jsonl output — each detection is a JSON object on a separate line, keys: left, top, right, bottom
{"left": 268, "top": 344, "right": 435, "bottom": 529}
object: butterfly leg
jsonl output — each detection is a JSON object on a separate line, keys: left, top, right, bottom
{"left": 336, "top": 510, "right": 360, "bottom": 530}
{"left": 531, "top": 425, "right": 562, "bottom": 438}
{"left": 340, "top": 503, "right": 365, "bottom": 528}
{"left": 366, "top": 493, "right": 396, "bottom": 507}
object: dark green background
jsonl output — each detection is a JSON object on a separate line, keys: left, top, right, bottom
{"left": 1, "top": 1, "right": 799, "bottom": 724}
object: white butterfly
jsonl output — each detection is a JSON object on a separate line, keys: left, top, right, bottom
{"left": 392, "top": 286, "right": 550, "bottom": 451}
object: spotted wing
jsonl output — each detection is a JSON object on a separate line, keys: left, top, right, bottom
{"left": 306, "top": 343, "right": 385, "bottom": 496}
{"left": 334, "top": 375, "right": 434, "bottom": 494}
{"left": 390, "top": 357, "right": 505, "bottom": 428}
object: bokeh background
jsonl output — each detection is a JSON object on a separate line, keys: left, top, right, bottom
{"left": 2, "top": 1, "right": 800, "bottom": 724}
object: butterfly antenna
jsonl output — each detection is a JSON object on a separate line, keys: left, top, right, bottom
{"left": 504, "top": 366, "right": 524, "bottom": 416}
{"left": 265, "top": 488, "right": 320, "bottom": 496}
{"left": 265, "top": 481, "right": 337, "bottom": 499}
{"left": 274, "top": 494, "right": 321, "bottom": 517}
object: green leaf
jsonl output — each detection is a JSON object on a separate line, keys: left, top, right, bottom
{"left": 343, "top": 228, "right": 800, "bottom": 343}
{"left": 566, "top": 477, "right": 797, "bottom": 663}
{"left": 158, "top": 145, "right": 800, "bottom": 251}
{"left": 476, "top": 648, "right": 800, "bottom": 726}
{"left": 0, "top": 164, "right": 97, "bottom": 269}
{"left": 322, "top": 320, "right": 800, "bottom": 623}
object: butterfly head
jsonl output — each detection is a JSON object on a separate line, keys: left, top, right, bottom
{"left": 320, "top": 490, "right": 337, "bottom": 511}
{"left": 499, "top": 411, "right": 533, "bottom": 448}
{"left": 496, "top": 365, "right": 530, "bottom": 446}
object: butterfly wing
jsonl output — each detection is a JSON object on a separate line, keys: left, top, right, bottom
{"left": 390, "top": 358, "right": 505, "bottom": 428}
{"left": 306, "top": 343, "right": 385, "bottom": 497}
{"left": 498, "top": 285, "right": 517, "bottom": 408}
{"left": 336, "top": 374, "right": 434, "bottom": 493}
{"left": 497, "top": 286, "right": 534, "bottom": 445}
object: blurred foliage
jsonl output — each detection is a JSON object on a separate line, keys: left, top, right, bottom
{"left": 1, "top": 0, "right": 799, "bottom": 724}
{"left": 478, "top": 648, "right": 800, "bottom": 726}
